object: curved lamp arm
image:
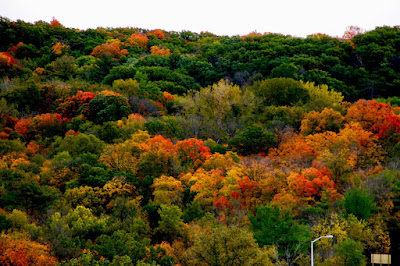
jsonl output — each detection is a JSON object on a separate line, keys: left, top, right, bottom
{"left": 311, "top": 235, "right": 333, "bottom": 266}
{"left": 312, "top": 235, "right": 333, "bottom": 243}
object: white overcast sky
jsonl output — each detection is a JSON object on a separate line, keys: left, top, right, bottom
{"left": 3, "top": 0, "right": 400, "bottom": 37}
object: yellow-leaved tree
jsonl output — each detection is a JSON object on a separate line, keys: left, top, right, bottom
{"left": 152, "top": 175, "right": 184, "bottom": 206}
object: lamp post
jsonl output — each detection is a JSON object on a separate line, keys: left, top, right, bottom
{"left": 311, "top": 235, "right": 333, "bottom": 266}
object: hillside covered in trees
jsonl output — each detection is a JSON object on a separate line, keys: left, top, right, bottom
{"left": 1, "top": 17, "right": 400, "bottom": 265}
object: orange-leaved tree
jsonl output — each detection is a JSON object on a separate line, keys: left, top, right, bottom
{"left": 305, "top": 122, "right": 383, "bottom": 182}
{"left": 342, "top": 25, "right": 364, "bottom": 40}
{"left": 14, "top": 117, "right": 34, "bottom": 140}
{"left": 147, "top": 29, "right": 166, "bottom": 39}
{"left": 0, "top": 109, "right": 18, "bottom": 139}
{"left": 125, "top": 33, "right": 148, "bottom": 49}
{"left": 56, "top": 90, "right": 95, "bottom": 118}
{"left": 269, "top": 132, "right": 315, "bottom": 168}
{"left": 189, "top": 168, "right": 225, "bottom": 209}
{"left": 228, "top": 175, "right": 262, "bottom": 210}
{"left": 0, "top": 231, "right": 58, "bottom": 266}
{"left": 50, "top": 17, "right": 62, "bottom": 27}
{"left": 375, "top": 114, "right": 400, "bottom": 148}
{"left": 342, "top": 25, "right": 364, "bottom": 48}
{"left": 287, "top": 167, "right": 339, "bottom": 203}
{"left": 300, "top": 108, "right": 344, "bottom": 135}
{"left": 163, "top": 91, "right": 174, "bottom": 103}
{"left": 345, "top": 100, "right": 394, "bottom": 134}
{"left": 117, "top": 113, "right": 146, "bottom": 138}
{"left": 32, "top": 113, "right": 70, "bottom": 138}
{"left": 91, "top": 42, "right": 128, "bottom": 59}
{"left": 175, "top": 138, "right": 211, "bottom": 170}
{"left": 0, "top": 52, "right": 16, "bottom": 67}
{"left": 150, "top": 46, "right": 171, "bottom": 55}
{"left": 138, "top": 135, "right": 176, "bottom": 177}
{"left": 51, "top": 42, "right": 70, "bottom": 55}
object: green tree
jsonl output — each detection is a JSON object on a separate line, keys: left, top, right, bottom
{"left": 47, "top": 206, "right": 107, "bottom": 259}
{"left": 103, "top": 66, "right": 137, "bottom": 85}
{"left": 86, "top": 93, "right": 131, "bottom": 124}
{"left": 0, "top": 213, "right": 12, "bottom": 232}
{"left": 1, "top": 175, "right": 57, "bottom": 211}
{"left": 249, "top": 78, "right": 309, "bottom": 107}
{"left": 75, "top": 163, "right": 113, "bottom": 188}
{"left": 7, "top": 209, "right": 30, "bottom": 230}
{"left": 179, "top": 79, "right": 256, "bottom": 141}
{"left": 154, "top": 204, "right": 185, "bottom": 241}
{"left": 343, "top": 187, "right": 375, "bottom": 220}
{"left": 2, "top": 81, "right": 40, "bottom": 114}
{"left": 48, "top": 55, "right": 78, "bottom": 80}
{"left": 0, "top": 97, "right": 18, "bottom": 117}
{"left": 52, "top": 133, "right": 105, "bottom": 158}
{"left": 229, "top": 124, "right": 275, "bottom": 155}
{"left": 64, "top": 206, "right": 106, "bottom": 239}
{"left": 270, "top": 63, "right": 300, "bottom": 79}
{"left": 249, "top": 204, "right": 311, "bottom": 265}
{"left": 91, "top": 230, "right": 148, "bottom": 263}
{"left": 112, "top": 78, "right": 141, "bottom": 97}
{"left": 335, "top": 238, "right": 366, "bottom": 266}
{"left": 0, "top": 139, "right": 25, "bottom": 156}
{"left": 301, "top": 81, "right": 344, "bottom": 112}
{"left": 88, "top": 54, "right": 120, "bottom": 83}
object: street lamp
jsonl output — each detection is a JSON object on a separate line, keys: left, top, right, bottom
{"left": 311, "top": 235, "right": 333, "bottom": 266}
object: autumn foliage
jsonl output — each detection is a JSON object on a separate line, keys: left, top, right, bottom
{"left": 300, "top": 108, "right": 344, "bottom": 135}
{"left": 1, "top": 18, "right": 400, "bottom": 265}
{"left": 14, "top": 117, "right": 34, "bottom": 139}
{"left": 147, "top": 29, "right": 166, "bottom": 38}
{"left": 345, "top": 100, "right": 395, "bottom": 134}
{"left": 175, "top": 138, "right": 211, "bottom": 169}
{"left": 287, "top": 167, "right": 337, "bottom": 200}
{"left": 125, "top": 33, "right": 148, "bottom": 49}
{"left": 91, "top": 42, "right": 128, "bottom": 58}
{"left": 51, "top": 42, "right": 70, "bottom": 55}
{"left": 0, "top": 52, "right": 16, "bottom": 67}
{"left": 50, "top": 17, "right": 62, "bottom": 27}
{"left": 0, "top": 232, "right": 58, "bottom": 266}
{"left": 150, "top": 46, "right": 171, "bottom": 55}
{"left": 56, "top": 90, "right": 95, "bottom": 118}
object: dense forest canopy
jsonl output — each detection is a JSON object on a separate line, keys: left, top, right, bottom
{"left": 1, "top": 17, "right": 400, "bottom": 265}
